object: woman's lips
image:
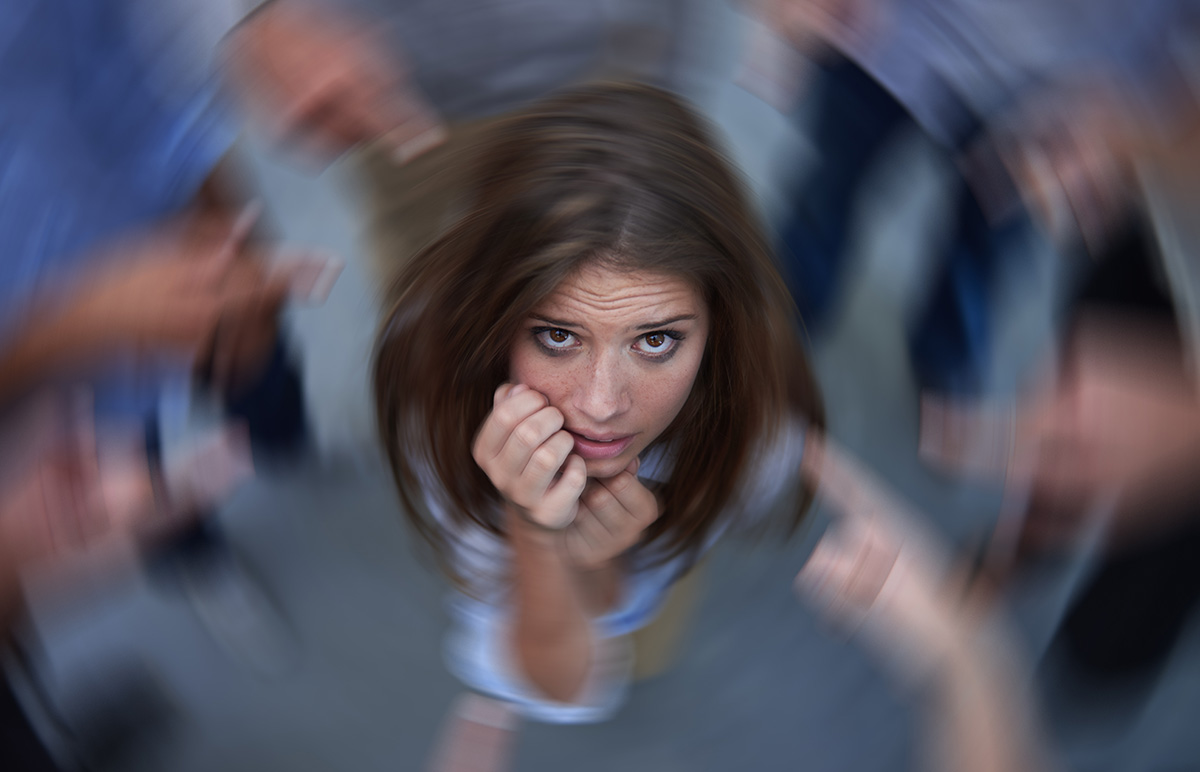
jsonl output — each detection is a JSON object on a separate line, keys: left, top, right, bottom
{"left": 567, "top": 431, "right": 635, "bottom": 460}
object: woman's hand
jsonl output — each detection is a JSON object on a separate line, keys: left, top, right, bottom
{"left": 565, "top": 457, "right": 660, "bottom": 571}
{"left": 472, "top": 383, "right": 587, "bottom": 530}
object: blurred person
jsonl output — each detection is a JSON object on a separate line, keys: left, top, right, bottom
{"left": 747, "top": 3, "right": 1200, "bottom": 757}
{"left": 0, "top": 391, "right": 254, "bottom": 770}
{"left": 796, "top": 433, "right": 1056, "bottom": 772}
{"left": 373, "top": 83, "right": 823, "bottom": 769}
{"left": 221, "top": 0, "right": 709, "bottom": 290}
{"left": 0, "top": 396, "right": 153, "bottom": 772}
{"left": 917, "top": 221, "right": 1200, "bottom": 762}
{"left": 0, "top": 0, "right": 328, "bottom": 765}
{"left": 747, "top": 0, "right": 1194, "bottom": 399}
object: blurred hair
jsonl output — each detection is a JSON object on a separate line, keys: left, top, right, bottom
{"left": 374, "top": 82, "right": 823, "bottom": 581}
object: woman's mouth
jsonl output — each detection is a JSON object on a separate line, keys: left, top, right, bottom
{"left": 567, "top": 431, "right": 635, "bottom": 460}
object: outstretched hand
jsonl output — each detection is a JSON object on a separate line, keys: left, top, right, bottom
{"left": 795, "top": 434, "right": 975, "bottom": 685}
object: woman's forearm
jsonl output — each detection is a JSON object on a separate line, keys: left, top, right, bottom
{"left": 507, "top": 507, "right": 597, "bottom": 704}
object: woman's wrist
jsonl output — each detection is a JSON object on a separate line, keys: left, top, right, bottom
{"left": 505, "top": 502, "right": 565, "bottom": 549}
{"left": 572, "top": 558, "right": 623, "bottom": 614}
{"left": 505, "top": 503, "right": 621, "bottom": 614}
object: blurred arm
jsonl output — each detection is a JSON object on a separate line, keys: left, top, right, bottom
{"left": 797, "top": 434, "right": 1055, "bottom": 772}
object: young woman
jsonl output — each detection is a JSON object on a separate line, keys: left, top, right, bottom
{"left": 374, "top": 81, "right": 1057, "bottom": 772}
{"left": 373, "top": 81, "right": 824, "bottom": 730}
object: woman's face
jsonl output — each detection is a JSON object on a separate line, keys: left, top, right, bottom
{"left": 509, "top": 262, "right": 710, "bottom": 480}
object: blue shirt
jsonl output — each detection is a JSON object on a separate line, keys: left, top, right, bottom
{"left": 0, "top": 0, "right": 234, "bottom": 417}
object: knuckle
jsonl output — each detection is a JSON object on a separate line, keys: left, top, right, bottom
{"left": 528, "top": 444, "right": 562, "bottom": 475}
{"left": 607, "top": 472, "right": 634, "bottom": 495}
{"left": 511, "top": 422, "right": 544, "bottom": 451}
{"left": 584, "top": 487, "right": 612, "bottom": 510}
{"left": 492, "top": 402, "right": 521, "bottom": 430}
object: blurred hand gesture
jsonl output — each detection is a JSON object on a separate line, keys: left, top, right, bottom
{"left": 223, "top": 1, "right": 445, "bottom": 163}
{"left": 795, "top": 434, "right": 973, "bottom": 685}
{"left": 0, "top": 395, "right": 160, "bottom": 596}
{"left": 63, "top": 208, "right": 326, "bottom": 393}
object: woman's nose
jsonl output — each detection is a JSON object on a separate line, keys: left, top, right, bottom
{"left": 573, "top": 353, "right": 630, "bottom": 424}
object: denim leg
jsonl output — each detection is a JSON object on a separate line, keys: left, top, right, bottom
{"left": 776, "top": 55, "right": 911, "bottom": 328}
{"left": 907, "top": 187, "right": 1003, "bottom": 396}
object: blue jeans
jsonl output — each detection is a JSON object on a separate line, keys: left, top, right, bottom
{"left": 777, "top": 56, "right": 1026, "bottom": 396}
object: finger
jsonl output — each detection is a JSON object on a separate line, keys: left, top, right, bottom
{"left": 797, "top": 519, "right": 899, "bottom": 628}
{"left": 495, "top": 406, "right": 565, "bottom": 482}
{"left": 514, "top": 429, "right": 575, "bottom": 505}
{"left": 493, "top": 382, "right": 527, "bottom": 405}
{"left": 579, "top": 481, "right": 623, "bottom": 539}
{"left": 534, "top": 454, "right": 587, "bottom": 529}
{"left": 594, "top": 468, "right": 657, "bottom": 528}
{"left": 388, "top": 118, "right": 447, "bottom": 165}
{"left": 472, "top": 389, "right": 550, "bottom": 466}
{"left": 565, "top": 506, "right": 612, "bottom": 565}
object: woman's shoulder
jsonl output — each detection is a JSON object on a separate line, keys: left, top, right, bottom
{"left": 726, "top": 417, "right": 809, "bottom": 530}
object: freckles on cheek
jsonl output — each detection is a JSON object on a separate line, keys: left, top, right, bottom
{"left": 509, "top": 347, "right": 568, "bottom": 405}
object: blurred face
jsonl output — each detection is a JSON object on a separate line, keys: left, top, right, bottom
{"left": 509, "top": 262, "right": 710, "bottom": 479}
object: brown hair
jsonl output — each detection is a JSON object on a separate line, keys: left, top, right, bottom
{"left": 374, "top": 82, "right": 823, "bottom": 580}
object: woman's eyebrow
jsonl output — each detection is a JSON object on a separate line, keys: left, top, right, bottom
{"left": 532, "top": 315, "right": 582, "bottom": 328}
{"left": 635, "top": 314, "right": 697, "bottom": 331}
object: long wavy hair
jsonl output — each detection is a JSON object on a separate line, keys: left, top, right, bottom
{"left": 374, "top": 82, "right": 823, "bottom": 581}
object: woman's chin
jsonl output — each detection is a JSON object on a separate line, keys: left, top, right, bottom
{"left": 583, "top": 456, "right": 630, "bottom": 481}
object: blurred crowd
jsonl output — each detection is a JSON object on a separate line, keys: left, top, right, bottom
{"left": 4, "top": 0, "right": 1200, "bottom": 770}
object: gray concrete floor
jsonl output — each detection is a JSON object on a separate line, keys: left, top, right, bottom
{"left": 15, "top": 6, "right": 1200, "bottom": 771}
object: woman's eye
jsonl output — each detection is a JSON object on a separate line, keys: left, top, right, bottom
{"left": 634, "top": 331, "right": 679, "bottom": 358}
{"left": 535, "top": 328, "right": 577, "bottom": 350}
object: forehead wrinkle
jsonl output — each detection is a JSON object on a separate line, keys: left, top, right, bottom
{"left": 536, "top": 270, "right": 702, "bottom": 333}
